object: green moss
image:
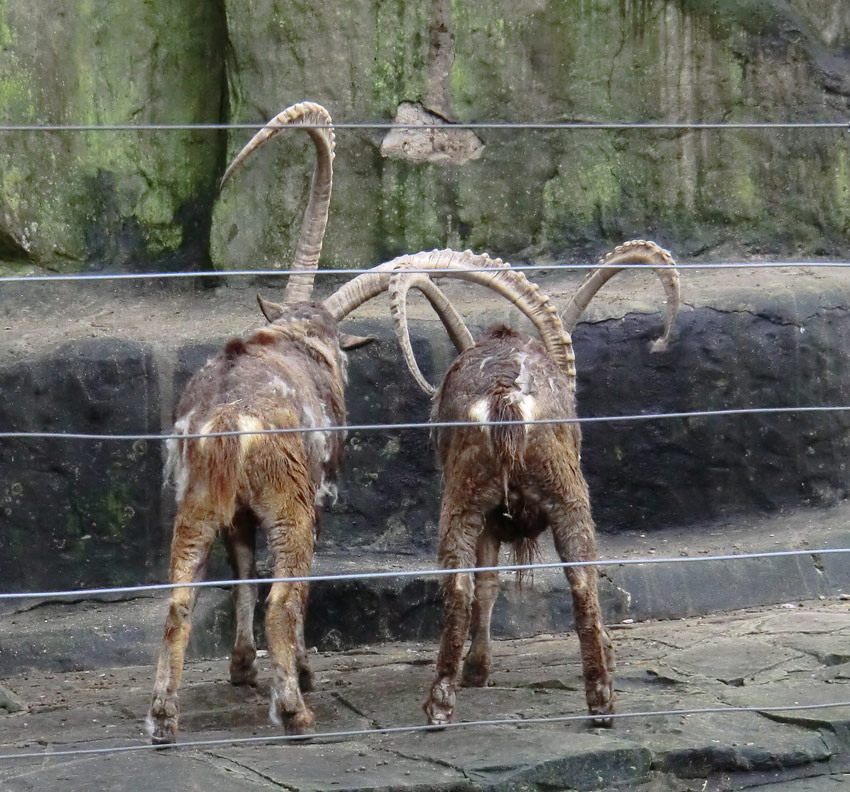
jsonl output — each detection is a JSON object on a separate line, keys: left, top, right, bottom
{"left": 379, "top": 163, "right": 443, "bottom": 254}
{"left": 833, "top": 146, "right": 850, "bottom": 231}
{"left": 0, "top": 0, "right": 225, "bottom": 271}
{"left": 0, "top": 69, "right": 34, "bottom": 121}
{"left": 372, "top": 0, "right": 428, "bottom": 109}
{"left": 0, "top": 0, "right": 13, "bottom": 47}
{"left": 136, "top": 189, "right": 185, "bottom": 253}
{"left": 541, "top": 142, "right": 622, "bottom": 246}
{"left": 733, "top": 172, "right": 757, "bottom": 218}
{"left": 101, "top": 470, "right": 135, "bottom": 541}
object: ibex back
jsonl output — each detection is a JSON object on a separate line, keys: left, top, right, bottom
{"left": 426, "top": 325, "right": 615, "bottom": 725}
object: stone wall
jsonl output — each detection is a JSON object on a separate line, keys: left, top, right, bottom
{"left": 1, "top": 1, "right": 849, "bottom": 275}
{"left": 3, "top": 281, "right": 850, "bottom": 593}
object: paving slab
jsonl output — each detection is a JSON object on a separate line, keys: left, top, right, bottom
{"left": 3, "top": 599, "right": 850, "bottom": 790}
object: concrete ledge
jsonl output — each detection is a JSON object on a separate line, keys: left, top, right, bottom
{"left": 2, "top": 504, "right": 849, "bottom": 677}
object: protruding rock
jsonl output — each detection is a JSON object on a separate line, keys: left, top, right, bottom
{"left": 380, "top": 102, "right": 484, "bottom": 165}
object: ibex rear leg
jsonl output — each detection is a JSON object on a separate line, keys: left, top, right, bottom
{"left": 294, "top": 583, "right": 315, "bottom": 692}
{"left": 461, "top": 529, "right": 501, "bottom": 688}
{"left": 148, "top": 496, "right": 219, "bottom": 744}
{"left": 425, "top": 503, "right": 483, "bottom": 725}
{"left": 550, "top": 502, "right": 615, "bottom": 727}
{"left": 261, "top": 491, "right": 316, "bottom": 735}
{"left": 223, "top": 509, "right": 259, "bottom": 686}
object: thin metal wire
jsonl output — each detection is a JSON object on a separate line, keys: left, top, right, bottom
{"left": 0, "top": 121, "right": 848, "bottom": 132}
{"left": 3, "top": 260, "right": 850, "bottom": 283}
{"left": 1, "top": 405, "right": 849, "bottom": 443}
{"left": 1, "top": 546, "right": 847, "bottom": 602}
{"left": 2, "top": 700, "right": 849, "bottom": 762}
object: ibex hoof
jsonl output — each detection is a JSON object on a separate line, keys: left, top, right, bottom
{"left": 587, "top": 678, "right": 615, "bottom": 729}
{"left": 230, "top": 646, "right": 258, "bottom": 686}
{"left": 147, "top": 696, "right": 179, "bottom": 745}
{"left": 282, "top": 708, "right": 315, "bottom": 736}
{"left": 298, "top": 664, "right": 315, "bottom": 693}
{"left": 460, "top": 658, "right": 490, "bottom": 688}
{"left": 229, "top": 663, "right": 258, "bottom": 686}
{"left": 424, "top": 679, "right": 456, "bottom": 726}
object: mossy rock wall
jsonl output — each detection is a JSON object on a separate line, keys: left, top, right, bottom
{"left": 0, "top": 1, "right": 847, "bottom": 274}
{"left": 0, "top": 0, "right": 227, "bottom": 274}
{"left": 212, "top": 0, "right": 850, "bottom": 273}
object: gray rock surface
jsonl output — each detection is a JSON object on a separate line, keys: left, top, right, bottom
{"left": 3, "top": 268, "right": 850, "bottom": 594}
{"left": 2, "top": 598, "right": 850, "bottom": 791}
{"left": 2, "top": 1, "right": 850, "bottom": 274}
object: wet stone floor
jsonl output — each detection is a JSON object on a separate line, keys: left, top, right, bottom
{"left": 2, "top": 599, "right": 850, "bottom": 791}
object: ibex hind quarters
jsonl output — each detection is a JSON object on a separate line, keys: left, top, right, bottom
{"left": 374, "top": 243, "right": 680, "bottom": 728}
{"left": 147, "top": 102, "right": 378, "bottom": 745}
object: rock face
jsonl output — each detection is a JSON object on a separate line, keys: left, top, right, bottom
{"left": 213, "top": 0, "right": 850, "bottom": 271}
{"left": 0, "top": 0, "right": 227, "bottom": 274}
{"left": 379, "top": 102, "right": 485, "bottom": 165}
{"left": 3, "top": 276, "right": 850, "bottom": 592}
{"left": 0, "top": 340, "right": 165, "bottom": 593}
{"left": 1, "top": 1, "right": 849, "bottom": 273}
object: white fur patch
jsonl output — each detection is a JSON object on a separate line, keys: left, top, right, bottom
{"left": 197, "top": 418, "right": 217, "bottom": 454}
{"left": 269, "top": 688, "right": 282, "bottom": 727}
{"left": 314, "top": 479, "right": 339, "bottom": 507}
{"left": 510, "top": 356, "right": 537, "bottom": 432}
{"left": 469, "top": 399, "right": 490, "bottom": 424}
{"left": 165, "top": 412, "right": 193, "bottom": 504}
{"left": 270, "top": 376, "right": 292, "bottom": 399}
{"left": 237, "top": 415, "right": 266, "bottom": 455}
{"left": 302, "top": 403, "right": 332, "bottom": 471}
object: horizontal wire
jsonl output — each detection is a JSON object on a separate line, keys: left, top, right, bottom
{"left": 1, "top": 546, "right": 847, "bottom": 601}
{"left": 3, "top": 699, "right": 849, "bottom": 762}
{"left": 3, "top": 259, "right": 850, "bottom": 284}
{"left": 0, "top": 121, "right": 847, "bottom": 133}
{"left": 2, "top": 405, "right": 849, "bottom": 444}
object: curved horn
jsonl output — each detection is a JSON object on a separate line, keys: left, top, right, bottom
{"left": 389, "top": 271, "right": 476, "bottom": 396}
{"left": 561, "top": 240, "right": 680, "bottom": 352}
{"left": 323, "top": 249, "right": 577, "bottom": 388}
{"left": 220, "top": 101, "right": 335, "bottom": 305}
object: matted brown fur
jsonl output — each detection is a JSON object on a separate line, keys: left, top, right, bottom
{"left": 425, "top": 326, "right": 615, "bottom": 726}
{"left": 148, "top": 302, "right": 357, "bottom": 744}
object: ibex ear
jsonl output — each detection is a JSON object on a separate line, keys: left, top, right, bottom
{"left": 339, "top": 333, "right": 376, "bottom": 351}
{"left": 257, "top": 294, "right": 285, "bottom": 323}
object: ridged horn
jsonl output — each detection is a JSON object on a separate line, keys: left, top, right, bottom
{"left": 220, "top": 101, "right": 335, "bottom": 305}
{"left": 561, "top": 240, "right": 680, "bottom": 352}
{"left": 389, "top": 271, "right": 476, "bottom": 396}
{"left": 323, "top": 249, "right": 577, "bottom": 389}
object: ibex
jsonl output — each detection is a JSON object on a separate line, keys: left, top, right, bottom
{"left": 384, "top": 242, "right": 680, "bottom": 726}
{"left": 147, "top": 102, "right": 377, "bottom": 743}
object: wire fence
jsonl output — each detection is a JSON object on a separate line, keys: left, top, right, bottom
{"left": 2, "top": 116, "right": 850, "bottom": 769}
{"left": 3, "top": 700, "right": 850, "bottom": 762}
{"left": 0, "top": 546, "right": 848, "bottom": 602}
{"left": 3, "top": 259, "right": 850, "bottom": 284}
{"left": 0, "top": 120, "right": 848, "bottom": 133}
{"left": 2, "top": 406, "right": 850, "bottom": 443}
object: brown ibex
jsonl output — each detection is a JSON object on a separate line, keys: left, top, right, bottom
{"left": 147, "top": 102, "right": 376, "bottom": 743}
{"left": 384, "top": 242, "right": 680, "bottom": 726}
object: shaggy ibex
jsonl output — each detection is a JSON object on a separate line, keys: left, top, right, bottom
{"left": 147, "top": 102, "right": 376, "bottom": 743}
{"left": 384, "top": 242, "right": 680, "bottom": 726}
